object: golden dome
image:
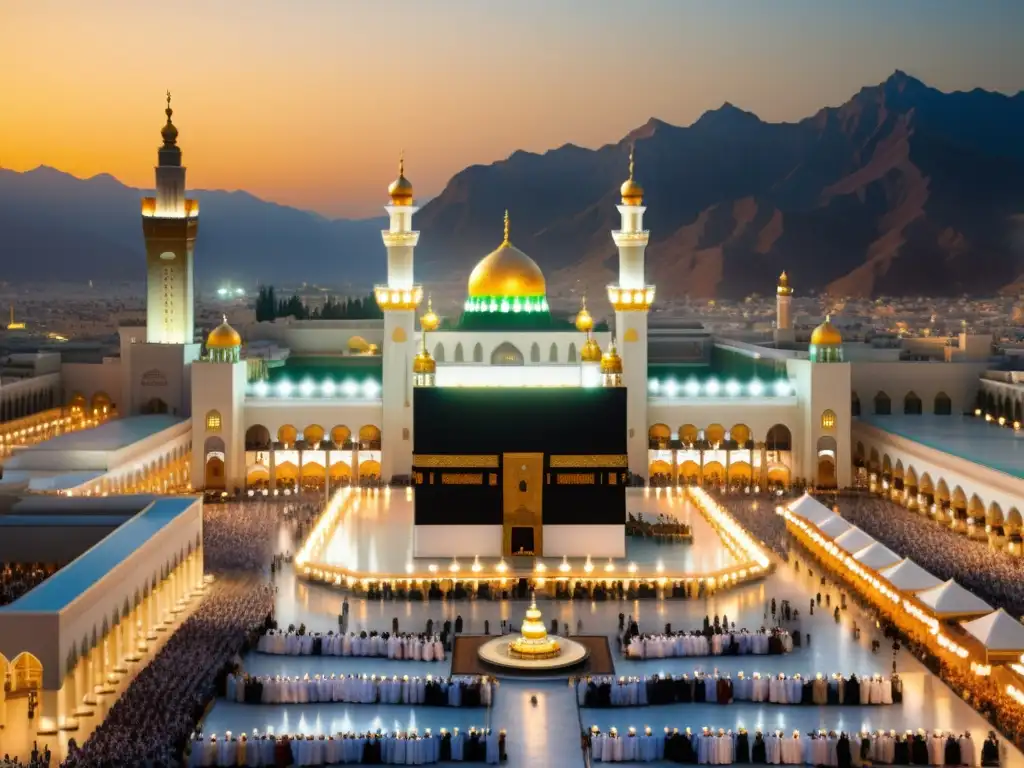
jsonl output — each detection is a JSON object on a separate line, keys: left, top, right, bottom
{"left": 207, "top": 316, "right": 241, "bottom": 349}
{"left": 388, "top": 152, "right": 414, "bottom": 206}
{"left": 467, "top": 211, "right": 547, "bottom": 298}
{"left": 161, "top": 91, "right": 178, "bottom": 145}
{"left": 810, "top": 315, "right": 843, "bottom": 347}
{"left": 581, "top": 336, "right": 602, "bottom": 363}
{"left": 420, "top": 296, "right": 440, "bottom": 332}
{"left": 620, "top": 145, "right": 643, "bottom": 206}
{"left": 600, "top": 339, "right": 623, "bottom": 374}
{"left": 575, "top": 296, "right": 594, "bottom": 332}
{"left": 413, "top": 342, "right": 436, "bottom": 375}
{"left": 777, "top": 270, "right": 793, "bottom": 296}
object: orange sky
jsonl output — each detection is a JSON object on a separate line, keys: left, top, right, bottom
{"left": 2, "top": 1, "right": 1022, "bottom": 217}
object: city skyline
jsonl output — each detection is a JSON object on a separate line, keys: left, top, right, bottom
{"left": 2, "top": 0, "right": 1023, "bottom": 217}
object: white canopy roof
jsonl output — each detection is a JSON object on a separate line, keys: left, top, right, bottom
{"left": 879, "top": 559, "right": 944, "bottom": 593}
{"left": 916, "top": 579, "right": 993, "bottom": 617}
{"left": 817, "top": 515, "right": 854, "bottom": 539}
{"left": 833, "top": 526, "right": 876, "bottom": 554}
{"left": 961, "top": 609, "right": 1024, "bottom": 652}
{"left": 788, "top": 494, "right": 835, "bottom": 525}
{"left": 853, "top": 542, "right": 903, "bottom": 571}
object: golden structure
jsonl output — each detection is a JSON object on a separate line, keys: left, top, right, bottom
{"left": 373, "top": 285, "right": 424, "bottom": 311}
{"left": 810, "top": 315, "right": 843, "bottom": 347}
{"left": 600, "top": 339, "right": 623, "bottom": 375}
{"left": 606, "top": 285, "right": 655, "bottom": 312}
{"left": 467, "top": 211, "right": 547, "bottom": 298}
{"left": 6, "top": 305, "right": 25, "bottom": 331}
{"left": 412, "top": 336, "right": 436, "bottom": 376}
{"left": 388, "top": 151, "right": 414, "bottom": 206}
{"left": 206, "top": 316, "right": 242, "bottom": 349}
{"left": 620, "top": 145, "right": 644, "bottom": 206}
{"left": 508, "top": 596, "right": 561, "bottom": 660}
{"left": 777, "top": 271, "right": 793, "bottom": 296}
{"left": 420, "top": 296, "right": 440, "bottom": 332}
{"left": 575, "top": 296, "right": 594, "bottom": 332}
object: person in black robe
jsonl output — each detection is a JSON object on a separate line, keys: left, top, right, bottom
{"left": 837, "top": 733, "right": 852, "bottom": 768}
{"left": 455, "top": 614, "right": 464, "bottom": 634}
{"left": 911, "top": 732, "right": 929, "bottom": 765}
{"left": 894, "top": 734, "right": 910, "bottom": 765}
{"left": 944, "top": 734, "right": 961, "bottom": 766}
{"left": 860, "top": 734, "right": 872, "bottom": 762}
{"left": 752, "top": 731, "right": 767, "bottom": 763}
{"left": 981, "top": 732, "right": 999, "bottom": 766}
{"left": 735, "top": 730, "right": 751, "bottom": 763}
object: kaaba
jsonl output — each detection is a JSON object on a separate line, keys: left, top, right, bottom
{"left": 412, "top": 387, "right": 627, "bottom": 558}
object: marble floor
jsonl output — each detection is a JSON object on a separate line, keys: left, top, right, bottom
{"left": 202, "top": 494, "right": 1024, "bottom": 768}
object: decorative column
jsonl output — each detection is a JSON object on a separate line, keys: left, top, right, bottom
{"left": 609, "top": 146, "right": 654, "bottom": 480}
{"left": 376, "top": 154, "right": 422, "bottom": 483}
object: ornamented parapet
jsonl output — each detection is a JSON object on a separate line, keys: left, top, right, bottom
{"left": 374, "top": 284, "right": 423, "bottom": 311}
{"left": 607, "top": 285, "right": 655, "bottom": 312}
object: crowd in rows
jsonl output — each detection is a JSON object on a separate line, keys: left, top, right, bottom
{"left": 719, "top": 495, "right": 792, "bottom": 559}
{"left": 0, "top": 562, "right": 59, "bottom": 606}
{"left": 257, "top": 629, "right": 446, "bottom": 661}
{"left": 186, "top": 729, "right": 506, "bottom": 766}
{"left": 574, "top": 672, "right": 900, "bottom": 707}
{"left": 224, "top": 672, "right": 494, "bottom": 707}
{"left": 623, "top": 628, "right": 794, "bottom": 659}
{"left": 585, "top": 727, "right": 997, "bottom": 766}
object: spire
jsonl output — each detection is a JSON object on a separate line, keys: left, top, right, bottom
{"left": 387, "top": 150, "right": 414, "bottom": 205}
{"left": 628, "top": 144, "right": 635, "bottom": 182}
{"left": 502, "top": 210, "right": 510, "bottom": 245}
{"left": 620, "top": 144, "right": 644, "bottom": 205}
{"left": 161, "top": 90, "right": 178, "bottom": 146}
{"left": 777, "top": 270, "right": 792, "bottom": 296}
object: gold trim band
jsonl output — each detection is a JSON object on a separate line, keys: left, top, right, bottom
{"left": 549, "top": 455, "right": 628, "bottom": 468}
{"left": 413, "top": 454, "right": 499, "bottom": 468}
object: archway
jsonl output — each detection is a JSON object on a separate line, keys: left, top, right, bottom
{"left": 473, "top": 343, "right": 484, "bottom": 363}
{"left": 988, "top": 501, "right": 1005, "bottom": 527}
{"left": 454, "top": 343, "right": 465, "bottom": 363}
{"left": 277, "top": 424, "right": 298, "bottom": 446}
{"left": 868, "top": 447, "right": 881, "bottom": 473}
{"left": 904, "top": 391, "right": 923, "bottom": 415}
{"left": 968, "top": 494, "right": 985, "bottom": 527}
{"left": 766, "top": 466, "right": 790, "bottom": 488}
{"left": 679, "top": 461, "right": 700, "bottom": 484}
{"left": 766, "top": 424, "right": 792, "bottom": 452}
{"left": 358, "top": 425, "right": 381, "bottom": 448}
{"left": 568, "top": 342, "right": 577, "bottom": 363}
{"left": 705, "top": 424, "right": 726, "bottom": 446}
{"left": 303, "top": 424, "right": 325, "bottom": 446}
{"left": 90, "top": 391, "right": 112, "bottom": 416}
{"left": 549, "top": 342, "right": 558, "bottom": 363}
{"left": 329, "top": 460, "right": 352, "bottom": 486}
{"left": 301, "top": 460, "right": 326, "bottom": 491}
{"left": 649, "top": 459, "right": 672, "bottom": 481}
{"left": 1008, "top": 508, "right": 1023, "bottom": 534}
{"left": 816, "top": 435, "right": 838, "bottom": 488}
{"left": 141, "top": 398, "right": 169, "bottom": 415}
{"left": 433, "top": 343, "right": 445, "bottom": 362}
{"left": 246, "top": 464, "right": 270, "bottom": 488}
{"left": 730, "top": 424, "right": 752, "bottom": 447}
{"left": 820, "top": 410, "right": 837, "bottom": 431}
{"left": 245, "top": 424, "right": 271, "bottom": 450}
{"left": 678, "top": 424, "right": 699, "bottom": 446}
{"left": 934, "top": 392, "right": 952, "bottom": 416}
{"left": 702, "top": 461, "right": 725, "bottom": 484}
{"left": 529, "top": 342, "right": 540, "bottom": 363}
{"left": 851, "top": 392, "right": 861, "bottom": 417}
{"left": 729, "top": 461, "right": 753, "bottom": 485}
{"left": 490, "top": 342, "right": 523, "bottom": 365}
{"left": 275, "top": 461, "right": 299, "bottom": 490}
{"left": 68, "top": 392, "right": 87, "bottom": 412}
{"left": 203, "top": 436, "right": 226, "bottom": 490}
{"left": 874, "top": 392, "right": 891, "bottom": 415}
{"left": 330, "top": 425, "right": 351, "bottom": 447}
{"left": 10, "top": 652, "right": 42, "bottom": 693}
{"left": 359, "top": 459, "right": 382, "bottom": 481}
{"left": 648, "top": 424, "right": 671, "bottom": 449}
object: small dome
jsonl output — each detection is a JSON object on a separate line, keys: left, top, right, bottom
{"left": 777, "top": 270, "right": 793, "bottom": 296}
{"left": 600, "top": 340, "right": 623, "bottom": 374}
{"left": 207, "top": 317, "right": 241, "bottom": 349}
{"left": 620, "top": 145, "right": 643, "bottom": 205}
{"left": 575, "top": 298, "right": 594, "bottom": 332}
{"left": 810, "top": 315, "right": 843, "bottom": 347}
{"left": 413, "top": 346, "right": 436, "bottom": 375}
{"left": 388, "top": 154, "right": 414, "bottom": 205}
{"left": 581, "top": 336, "right": 602, "bottom": 363}
{"left": 420, "top": 297, "right": 440, "bottom": 332}
{"left": 161, "top": 92, "right": 178, "bottom": 145}
{"left": 467, "top": 211, "right": 546, "bottom": 298}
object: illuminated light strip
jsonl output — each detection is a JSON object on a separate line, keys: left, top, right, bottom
{"left": 649, "top": 378, "right": 792, "bottom": 398}
{"left": 462, "top": 295, "right": 548, "bottom": 313}
{"left": 373, "top": 284, "right": 423, "bottom": 311}
{"left": 1008, "top": 685, "right": 1024, "bottom": 706}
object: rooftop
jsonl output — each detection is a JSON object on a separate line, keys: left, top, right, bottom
{"left": 0, "top": 497, "right": 196, "bottom": 613}
{"left": 860, "top": 414, "right": 1024, "bottom": 480}
{"left": 14, "top": 415, "right": 183, "bottom": 454}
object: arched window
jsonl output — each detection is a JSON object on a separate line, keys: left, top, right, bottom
{"left": 454, "top": 343, "right": 464, "bottom": 363}
{"left": 874, "top": 392, "right": 891, "bottom": 416}
{"left": 433, "top": 343, "right": 445, "bottom": 363}
{"left": 473, "top": 343, "right": 483, "bottom": 363}
{"left": 904, "top": 391, "right": 923, "bottom": 415}
{"left": 851, "top": 393, "right": 861, "bottom": 417}
{"left": 549, "top": 343, "right": 558, "bottom": 363}
{"left": 530, "top": 342, "right": 540, "bottom": 363}
{"left": 568, "top": 343, "right": 577, "bottom": 363}
{"left": 820, "top": 409, "right": 836, "bottom": 430}
{"left": 205, "top": 410, "right": 222, "bottom": 432}
{"left": 933, "top": 391, "right": 951, "bottom": 415}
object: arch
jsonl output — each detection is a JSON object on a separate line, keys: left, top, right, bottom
{"left": 348, "top": 335, "right": 370, "bottom": 353}
{"left": 851, "top": 392, "right": 861, "bottom": 417}
{"left": 730, "top": 424, "right": 752, "bottom": 447}
{"left": 767, "top": 466, "right": 790, "bottom": 486}
{"left": 300, "top": 460, "right": 326, "bottom": 490}
{"left": 705, "top": 423, "right": 726, "bottom": 445}
{"left": 330, "top": 425, "right": 351, "bottom": 446}
{"left": 868, "top": 447, "right": 881, "bottom": 472}
{"left": 358, "top": 425, "right": 381, "bottom": 447}
{"left": 854, "top": 441, "right": 866, "bottom": 466}
{"left": 874, "top": 391, "right": 892, "bottom": 415}
{"left": 277, "top": 424, "right": 298, "bottom": 445}
{"left": 893, "top": 459, "right": 904, "bottom": 481}
{"left": 934, "top": 392, "right": 952, "bottom": 416}
{"left": 702, "top": 461, "right": 725, "bottom": 483}
{"left": 302, "top": 424, "right": 325, "bottom": 445}
{"left": 454, "top": 342, "right": 465, "bottom": 363}
{"left": 68, "top": 391, "right": 87, "bottom": 411}
{"left": 936, "top": 479, "right": 950, "bottom": 503}
{"left": 648, "top": 424, "right": 671, "bottom": 443}
{"left": 816, "top": 435, "right": 838, "bottom": 488}
{"left": 919, "top": 472, "right": 934, "bottom": 495}
{"left": 203, "top": 435, "right": 226, "bottom": 491}
{"left": 490, "top": 342, "right": 523, "bottom": 365}
{"left": 205, "top": 409, "right": 222, "bottom": 432}
{"left": 529, "top": 342, "right": 541, "bottom": 363}
{"left": 10, "top": 652, "right": 42, "bottom": 693}
{"left": 987, "top": 501, "right": 1005, "bottom": 526}
{"left": 141, "top": 398, "right": 168, "bottom": 415}
{"left": 729, "top": 461, "right": 753, "bottom": 484}
{"left": 329, "top": 461, "right": 352, "bottom": 483}
{"left": 246, "top": 464, "right": 270, "bottom": 486}
{"left": 765, "top": 424, "right": 792, "bottom": 452}
{"left": 905, "top": 466, "right": 918, "bottom": 490}
{"left": 904, "top": 391, "right": 923, "bottom": 415}
{"left": 568, "top": 343, "right": 577, "bottom": 363}
{"left": 968, "top": 494, "right": 985, "bottom": 522}
{"left": 433, "top": 343, "right": 445, "bottom": 363}
{"left": 1008, "top": 508, "right": 1023, "bottom": 533}
{"left": 649, "top": 459, "right": 672, "bottom": 478}
{"left": 473, "top": 343, "right": 484, "bottom": 363}
{"left": 276, "top": 461, "right": 299, "bottom": 484}
{"left": 881, "top": 454, "right": 892, "bottom": 477}
{"left": 679, "top": 460, "right": 700, "bottom": 482}
{"left": 820, "top": 409, "right": 836, "bottom": 430}
{"left": 549, "top": 343, "right": 558, "bottom": 363}
{"left": 90, "top": 391, "right": 112, "bottom": 415}
{"left": 359, "top": 459, "right": 382, "bottom": 480}
{"left": 679, "top": 424, "right": 699, "bottom": 445}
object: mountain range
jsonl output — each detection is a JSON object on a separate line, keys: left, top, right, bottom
{"left": 3, "top": 71, "right": 1024, "bottom": 298}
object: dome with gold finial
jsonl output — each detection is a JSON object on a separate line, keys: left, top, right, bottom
{"left": 420, "top": 296, "right": 440, "bottom": 332}
{"left": 161, "top": 91, "right": 178, "bottom": 145}
{"left": 466, "top": 211, "right": 548, "bottom": 309}
{"left": 600, "top": 339, "right": 623, "bottom": 374}
{"left": 810, "top": 315, "right": 843, "bottom": 347}
{"left": 508, "top": 595, "right": 561, "bottom": 660}
{"left": 620, "top": 145, "right": 644, "bottom": 206}
{"left": 207, "top": 316, "right": 241, "bottom": 349}
{"left": 388, "top": 152, "right": 414, "bottom": 206}
{"left": 413, "top": 339, "right": 436, "bottom": 375}
{"left": 777, "top": 270, "right": 792, "bottom": 296}
{"left": 581, "top": 336, "right": 602, "bottom": 363}
{"left": 575, "top": 296, "right": 594, "bottom": 333}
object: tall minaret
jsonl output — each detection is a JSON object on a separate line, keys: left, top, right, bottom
{"left": 375, "top": 153, "right": 423, "bottom": 482}
{"left": 774, "top": 270, "right": 795, "bottom": 345}
{"left": 609, "top": 146, "right": 653, "bottom": 479}
{"left": 142, "top": 92, "right": 198, "bottom": 345}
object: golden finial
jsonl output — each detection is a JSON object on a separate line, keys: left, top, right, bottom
{"left": 777, "top": 270, "right": 792, "bottom": 296}
{"left": 502, "top": 210, "right": 510, "bottom": 245}
{"left": 399, "top": 149, "right": 405, "bottom": 177}
{"left": 628, "top": 144, "right": 635, "bottom": 181}
{"left": 575, "top": 294, "right": 594, "bottom": 333}
{"left": 620, "top": 145, "right": 644, "bottom": 205}
{"left": 161, "top": 90, "right": 178, "bottom": 145}
{"left": 420, "top": 294, "right": 440, "bottom": 332}
{"left": 388, "top": 150, "right": 414, "bottom": 205}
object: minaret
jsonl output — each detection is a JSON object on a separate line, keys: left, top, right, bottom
{"left": 609, "top": 146, "right": 653, "bottom": 478}
{"left": 142, "top": 92, "right": 198, "bottom": 345}
{"left": 375, "top": 153, "right": 423, "bottom": 482}
{"left": 774, "top": 270, "right": 795, "bottom": 345}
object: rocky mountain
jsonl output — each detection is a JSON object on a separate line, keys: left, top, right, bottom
{"left": 413, "top": 71, "right": 1024, "bottom": 298}
{"left": 0, "top": 166, "right": 386, "bottom": 286}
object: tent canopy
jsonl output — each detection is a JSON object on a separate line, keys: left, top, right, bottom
{"left": 879, "top": 558, "right": 944, "bottom": 593}
{"left": 853, "top": 541, "right": 903, "bottom": 571}
{"left": 916, "top": 579, "right": 993, "bottom": 618}
{"left": 817, "top": 515, "right": 854, "bottom": 539}
{"left": 788, "top": 494, "right": 836, "bottom": 525}
{"left": 833, "top": 526, "right": 876, "bottom": 555}
{"left": 960, "top": 609, "right": 1024, "bottom": 654}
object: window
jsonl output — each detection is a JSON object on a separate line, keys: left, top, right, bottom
{"left": 821, "top": 409, "right": 836, "bottom": 430}
{"left": 874, "top": 392, "right": 891, "bottom": 416}
{"left": 205, "top": 410, "right": 222, "bottom": 432}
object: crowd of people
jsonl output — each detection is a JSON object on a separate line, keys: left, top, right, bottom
{"left": 719, "top": 495, "right": 792, "bottom": 559}
{"left": 584, "top": 726, "right": 997, "bottom": 766}
{"left": 1, "top": 743, "right": 52, "bottom": 768}
{"left": 0, "top": 562, "right": 59, "bottom": 606}
{"left": 622, "top": 627, "right": 794, "bottom": 659}
{"left": 833, "top": 495, "right": 1024, "bottom": 618}
{"left": 256, "top": 629, "right": 446, "bottom": 660}
{"left": 224, "top": 672, "right": 494, "bottom": 707}
{"left": 574, "top": 672, "right": 900, "bottom": 707}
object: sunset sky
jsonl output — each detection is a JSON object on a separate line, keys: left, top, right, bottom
{"left": 2, "top": 0, "right": 1022, "bottom": 217}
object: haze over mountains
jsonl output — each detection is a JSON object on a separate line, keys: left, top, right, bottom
{"left": 4, "top": 71, "right": 1024, "bottom": 298}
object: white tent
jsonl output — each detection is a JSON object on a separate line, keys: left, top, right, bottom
{"left": 852, "top": 542, "right": 903, "bottom": 571}
{"left": 833, "top": 526, "right": 876, "bottom": 555}
{"left": 817, "top": 515, "right": 854, "bottom": 539}
{"left": 879, "top": 559, "right": 943, "bottom": 593}
{"left": 916, "top": 579, "right": 992, "bottom": 618}
{"left": 788, "top": 494, "right": 835, "bottom": 525}
{"left": 960, "top": 609, "right": 1024, "bottom": 662}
